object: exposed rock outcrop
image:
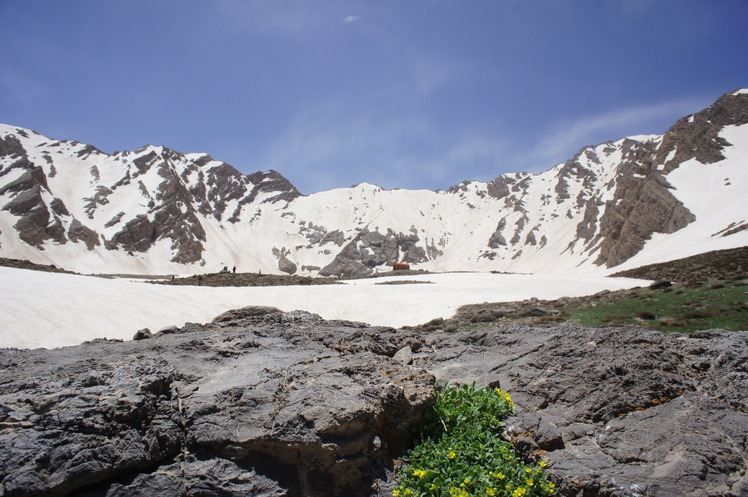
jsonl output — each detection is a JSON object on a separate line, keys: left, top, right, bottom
{"left": 66, "top": 219, "right": 100, "bottom": 250}
{"left": 424, "top": 325, "right": 748, "bottom": 497}
{"left": 592, "top": 139, "right": 696, "bottom": 267}
{"left": 0, "top": 309, "right": 746, "bottom": 496}
{"left": 104, "top": 214, "right": 156, "bottom": 253}
{"left": 0, "top": 309, "right": 433, "bottom": 497}
{"left": 274, "top": 247, "right": 298, "bottom": 275}
{"left": 319, "top": 228, "right": 429, "bottom": 278}
{"left": 593, "top": 90, "right": 748, "bottom": 268}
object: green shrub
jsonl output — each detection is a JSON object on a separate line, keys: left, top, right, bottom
{"left": 394, "top": 383, "right": 556, "bottom": 497}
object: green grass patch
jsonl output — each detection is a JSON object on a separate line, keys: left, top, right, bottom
{"left": 395, "top": 383, "right": 556, "bottom": 497}
{"left": 567, "top": 280, "right": 748, "bottom": 333}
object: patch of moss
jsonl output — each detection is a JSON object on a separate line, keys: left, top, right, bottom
{"left": 567, "top": 280, "right": 748, "bottom": 333}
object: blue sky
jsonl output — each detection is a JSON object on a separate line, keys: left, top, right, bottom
{"left": 1, "top": 1, "right": 747, "bottom": 194}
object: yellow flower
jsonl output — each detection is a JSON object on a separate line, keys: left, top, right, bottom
{"left": 496, "top": 472, "right": 505, "bottom": 480}
{"left": 393, "top": 490, "right": 401, "bottom": 497}
{"left": 464, "top": 478, "right": 471, "bottom": 485}
{"left": 428, "top": 483, "right": 437, "bottom": 491}
{"left": 526, "top": 479, "right": 534, "bottom": 487}
{"left": 501, "top": 391, "right": 515, "bottom": 409}
{"left": 486, "top": 488, "right": 497, "bottom": 496}
{"left": 525, "top": 467, "right": 532, "bottom": 473}
{"left": 512, "top": 488, "right": 527, "bottom": 497}
{"left": 539, "top": 460, "right": 547, "bottom": 468}
{"left": 412, "top": 469, "right": 427, "bottom": 479}
{"left": 548, "top": 482, "right": 555, "bottom": 489}
{"left": 448, "top": 450, "right": 457, "bottom": 459}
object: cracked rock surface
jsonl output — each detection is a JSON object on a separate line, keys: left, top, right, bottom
{"left": 0, "top": 308, "right": 432, "bottom": 497}
{"left": 423, "top": 325, "right": 748, "bottom": 497}
{"left": 0, "top": 310, "right": 746, "bottom": 496}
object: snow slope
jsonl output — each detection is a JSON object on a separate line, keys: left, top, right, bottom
{"left": 1, "top": 89, "right": 746, "bottom": 278}
{"left": 0, "top": 267, "right": 646, "bottom": 349}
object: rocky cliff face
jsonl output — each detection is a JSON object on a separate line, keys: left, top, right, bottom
{"left": 318, "top": 227, "right": 430, "bottom": 278}
{"left": 0, "top": 132, "right": 299, "bottom": 269}
{"left": 0, "top": 309, "right": 745, "bottom": 496}
{"left": 1, "top": 89, "right": 746, "bottom": 276}
{"left": 592, "top": 90, "right": 748, "bottom": 268}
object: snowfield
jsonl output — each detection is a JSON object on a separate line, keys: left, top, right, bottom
{"left": 0, "top": 267, "right": 648, "bottom": 349}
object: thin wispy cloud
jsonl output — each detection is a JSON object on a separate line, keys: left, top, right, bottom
{"left": 522, "top": 96, "right": 712, "bottom": 172}
{"left": 259, "top": 91, "right": 717, "bottom": 192}
{"left": 261, "top": 103, "right": 433, "bottom": 192}
{"left": 259, "top": 97, "right": 515, "bottom": 192}
{"left": 1, "top": 2, "right": 745, "bottom": 194}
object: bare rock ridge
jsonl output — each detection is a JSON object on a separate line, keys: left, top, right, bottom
{"left": 0, "top": 137, "right": 300, "bottom": 267}
{"left": 591, "top": 88, "right": 748, "bottom": 267}
{"left": 1, "top": 89, "right": 747, "bottom": 275}
{"left": 1, "top": 308, "right": 746, "bottom": 496}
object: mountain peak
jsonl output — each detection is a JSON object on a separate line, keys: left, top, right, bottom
{"left": 1, "top": 91, "right": 746, "bottom": 276}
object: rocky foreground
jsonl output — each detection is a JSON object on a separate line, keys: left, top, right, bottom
{"left": 0, "top": 307, "right": 746, "bottom": 497}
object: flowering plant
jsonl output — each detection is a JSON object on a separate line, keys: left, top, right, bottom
{"left": 394, "top": 383, "right": 556, "bottom": 497}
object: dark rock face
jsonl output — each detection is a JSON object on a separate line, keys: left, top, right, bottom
{"left": 424, "top": 325, "right": 748, "bottom": 497}
{"left": 0, "top": 162, "right": 68, "bottom": 248}
{"left": 319, "top": 228, "right": 430, "bottom": 278}
{"left": 656, "top": 90, "right": 748, "bottom": 171}
{"left": 593, "top": 139, "right": 696, "bottom": 268}
{"left": 274, "top": 248, "right": 298, "bottom": 275}
{"left": 0, "top": 134, "right": 300, "bottom": 266}
{"left": 278, "top": 257, "right": 298, "bottom": 275}
{"left": 486, "top": 173, "right": 530, "bottom": 202}
{"left": 0, "top": 309, "right": 433, "bottom": 497}
{"left": 247, "top": 169, "right": 301, "bottom": 204}
{"left": 593, "top": 91, "right": 748, "bottom": 268}
{"left": 67, "top": 219, "right": 100, "bottom": 250}
{"left": 104, "top": 214, "right": 156, "bottom": 253}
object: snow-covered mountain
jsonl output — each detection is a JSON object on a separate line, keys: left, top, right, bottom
{"left": 1, "top": 89, "right": 746, "bottom": 276}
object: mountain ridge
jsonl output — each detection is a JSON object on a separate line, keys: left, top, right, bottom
{"left": 1, "top": 89, "right": 746, "bottom": 276}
